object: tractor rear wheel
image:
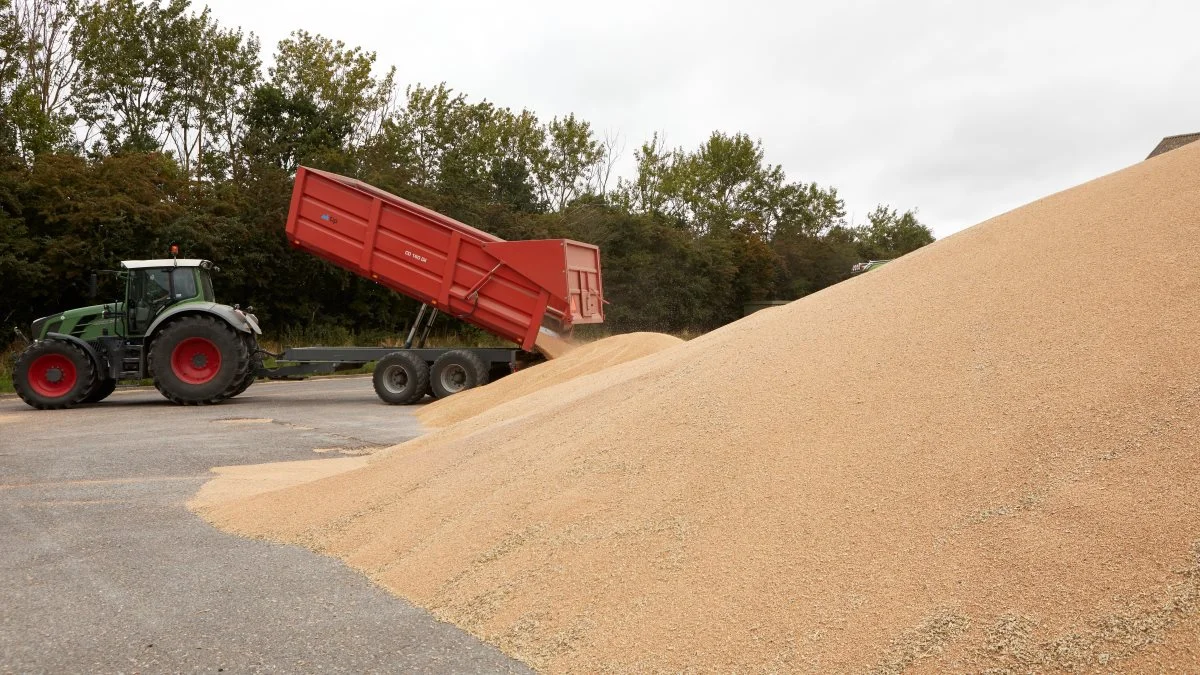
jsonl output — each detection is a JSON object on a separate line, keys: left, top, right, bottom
{"left": 430, "top": 350, "right": 489, "bottom": 399}
{"left": 228, "top": 337, "right": 261, "bottom": 399}
{"left": 149, "top": 316, "right": 250, "bottom": 405}
{"left": 372, "top": 352, "right": 430, "bottom": 405}
{"left": 13, "top": 339, "right": 96, "bottom": 410}
{"left": 83, "top": 377, "right": 118, "bottom": 404}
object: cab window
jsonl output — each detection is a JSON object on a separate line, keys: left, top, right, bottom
{"left": 141, "top": 269, "right": 172, "bottom": 303}
{"left": 199, "top": 271, "right": 215, "bottom": 302}
{"left": 127, "top": 269, "right": 173, "bottom": 334}
{"left": 170, "top": 268, "right": 198, "bottom": 300}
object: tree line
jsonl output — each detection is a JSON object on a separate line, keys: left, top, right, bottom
{"left": 0, "top": 0, "right": 934, "bottom": 347}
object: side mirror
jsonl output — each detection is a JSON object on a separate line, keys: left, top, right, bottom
{"left": 88, "top": 273, "right": 98, "bottom": 301}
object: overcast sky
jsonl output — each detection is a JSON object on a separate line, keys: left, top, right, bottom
{"left": 200, "top": 0, "right": 1199, "bottom": 238}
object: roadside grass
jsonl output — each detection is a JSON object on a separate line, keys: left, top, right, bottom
{"left": 1, "top": 344, "right": 15, "bottom": 393}
{"left": 258, "top": 356, "right": 375, "bottom": 377}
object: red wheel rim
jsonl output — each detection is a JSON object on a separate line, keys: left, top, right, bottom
{"left": 28, "top": 353, "right": 78, "bottom": 398}
{"left": 171, "top": 337, "right": 222, "bottom": 385}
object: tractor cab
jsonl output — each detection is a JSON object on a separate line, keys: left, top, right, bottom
{"left": 120, "top": 259, "right": 217, "bottom": 336}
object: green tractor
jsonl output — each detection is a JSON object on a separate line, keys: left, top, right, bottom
{"left": 850, "top": 259, "right": 894, "bottom": 274}
{"left": 13, "top": 256, "right": 261, "bottom": 410}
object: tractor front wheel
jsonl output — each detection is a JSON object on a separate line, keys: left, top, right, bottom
{"left": 13, "top": 339, "right": 97, "bottom": 410}
{"left": 83, "top": 377, "right": 118, "bottom": 404}
{"left": 149, "top": 316, "right": 250, "bottom": 405}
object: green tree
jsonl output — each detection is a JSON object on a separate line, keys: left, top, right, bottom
{"left": 369, "top": 84, "right": 547, "bottom": 222}
{"left": 0, "top": 115, "right": 45, "bottom": 335}
{"left": 2, "top": 151, "right": 182, "bottom": 331}
{"left": 769, "top": 183, "right": 852, "bottom": 298}
{"left": 561, "top": 203, "right": 727, "bottom": 331}
{"left": 271, "top": 30, "right": 395, "bottom": 148}
{"left": 616, "top": 133, "right": 670, "bottom": 215}
{"left": 240, "top": 83, "right": 351, "bottom": 173}
{"left": 616, "top": 130, "right": 853, "bottom": 318}
{"left": 853, "top": 206, "right": 934, "bottom": 260}
{"left": 161, "top": 6, "right": 259, "bottom": 181}
{"left": 379, "top": 85, "right": 616, "bottom": 218}
{"left": 73, "top": 0, "right": 188, "bottom": 152}
{"left": 0, "top": 0, "right": 21, "bottom": 111}
{"left": 241, "top": 30, "right": 394, "bottom": 178}
{"left": 6, "top": 0, "right": 81, "bottom": 157}
{"left": 537, "top": 113, "right": 604, "bottom": 210}
{"left": 618, "top": 131, "right": 841, "bottom": 239}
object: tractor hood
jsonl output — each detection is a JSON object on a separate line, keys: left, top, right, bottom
{"left": 31, "top": 304, "right": 109, "bottom": 340}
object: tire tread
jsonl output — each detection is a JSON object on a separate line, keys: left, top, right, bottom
{"left": 372, "top": 351, "right": 430, "bottom": 405}
{"left": 430, "top": 349, "right": 490, "bottom": 399}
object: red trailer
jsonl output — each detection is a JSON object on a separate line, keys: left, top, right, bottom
{"left": 285, "top": 167, "right": 602, "bottom": 351}
{"left": 268, "top": 167, "right": 606, "bottom": 404}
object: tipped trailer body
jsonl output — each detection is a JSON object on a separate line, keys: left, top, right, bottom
{"left": 286, "top": 167, "right": 603, "bottom": 351}
{"left": 268, "top": 167, "right": 607, "bottom": 404}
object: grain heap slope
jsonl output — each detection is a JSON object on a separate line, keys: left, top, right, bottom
{"left": 200, "top": 141, "right": 1200, "bottom": 672}
{"left": 418, "top": 332, "right": 683, "bottom": 427}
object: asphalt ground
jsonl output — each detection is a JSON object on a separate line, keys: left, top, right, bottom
{"left": 0, "top": 377, "right": 530, "bottom": 674}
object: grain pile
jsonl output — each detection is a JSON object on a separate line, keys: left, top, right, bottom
{"left": 197, "top": 141, "right": 1200, "bottom": 672}
{"left": 418, "top": 332, "right": 683, "bottom": 427}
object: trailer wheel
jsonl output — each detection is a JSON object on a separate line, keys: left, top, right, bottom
{"left": 430, "top": 350, "right": 490, "bottom": 399}
{"left": 13, "top": 339, "right": 97, "bottom": 410}
{"left": 373, "top": 352, "right": 429, "bottom": 405}
{"left": 82, "top": 377, "right": 117, "bottom": 404}
{"left": 149, "top": 315, "right": 250, "bottom": 405}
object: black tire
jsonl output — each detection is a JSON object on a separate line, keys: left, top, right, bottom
{"left": 229, "top": 369, "right": 257, "bottom": 399}
{"left": 228, "top": 337, "right": 261, "bottom": 399}
{"left": 148, "top": 315, "right": 251, "bottom": 405}
{"left": 13, "top": 339, "right": 97, "bottom": 410}
{"left": 82, "top": 377, "right": 117, "bottom": 404}
{"left": 430, "top": 349, "right": 489, "bottom": 399}
{"left": 372, "top": 352, "right": 430, "bottom": 405}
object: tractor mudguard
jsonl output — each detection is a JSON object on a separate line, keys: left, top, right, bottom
{"left": 145, "top": 303, "right": 261, "bottom": 340}
{"left": 44, "top": 332, "right": 103, "bottom": 371}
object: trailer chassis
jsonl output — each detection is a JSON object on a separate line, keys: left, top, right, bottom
{"left": 254, "top": 304, "right": 542, "bottom": 404}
